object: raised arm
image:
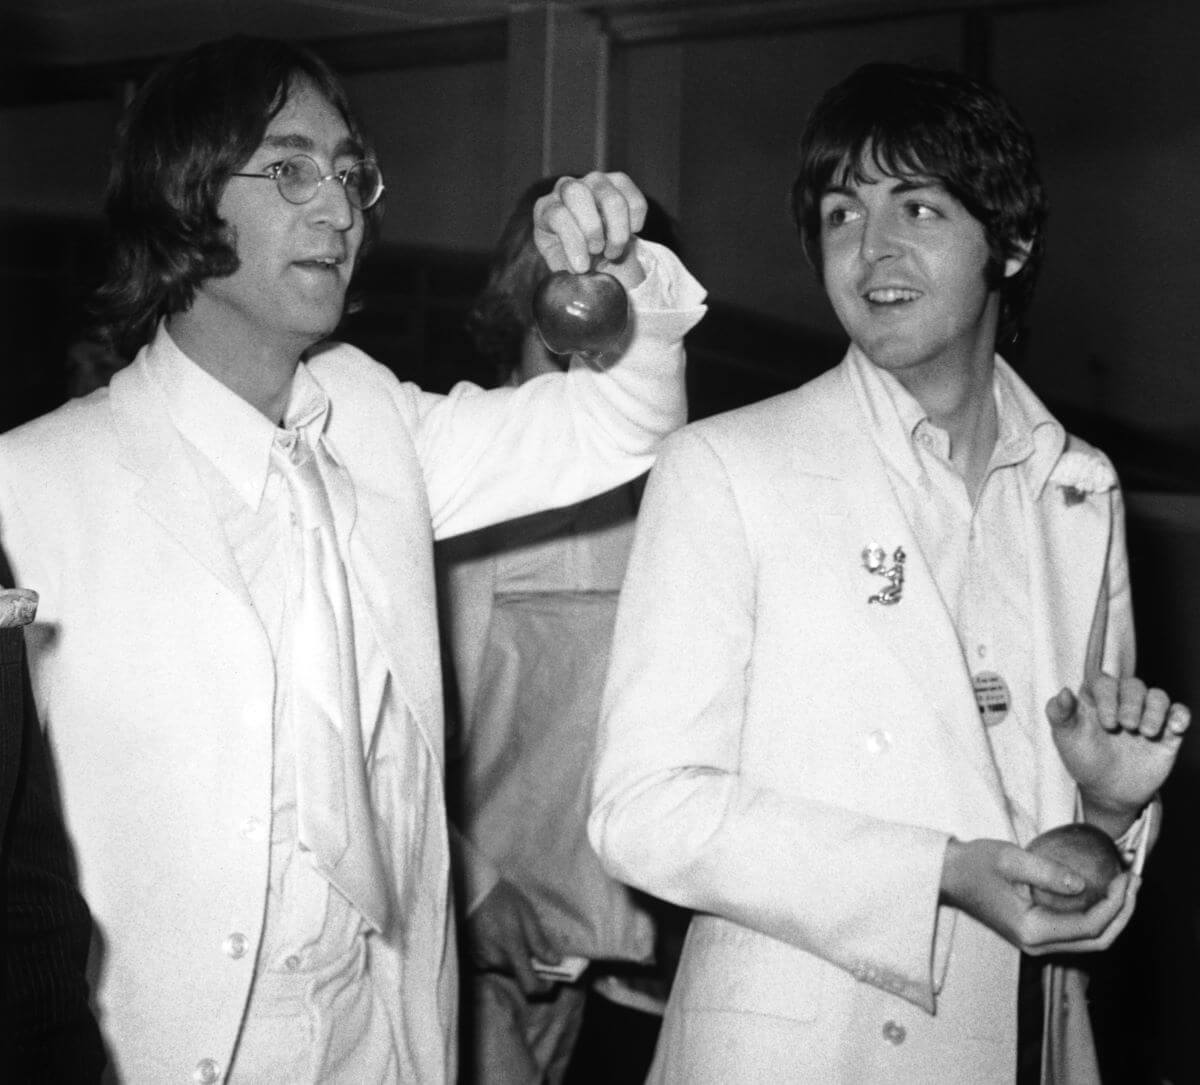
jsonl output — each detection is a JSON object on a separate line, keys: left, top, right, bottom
{"left": 412, "top": 173, "right": 706, "bottom": 541}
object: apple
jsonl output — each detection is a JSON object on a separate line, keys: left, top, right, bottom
{"left": 532, "top": 269, "right": 629, "bottom": 357}
{"left": 1026, "top": 822, "right": 1123, "bottom": 912}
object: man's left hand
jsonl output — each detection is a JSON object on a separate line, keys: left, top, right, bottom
{"left": 1046, "top": 675, "right": 1191, "bottom": 837}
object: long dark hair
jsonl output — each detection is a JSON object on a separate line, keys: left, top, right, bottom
{"left": 791, "top": 63, "right": 1047, "bottom": 346}
{"left": 92, "top": 36, "right": 381, "bottom": 359}
{"left": 464, "top": 178, "right": 560, "bottom": 383}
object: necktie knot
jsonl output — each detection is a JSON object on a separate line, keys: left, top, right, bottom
{"left": 272, "top": 433, "right": 333, "bottom": 534}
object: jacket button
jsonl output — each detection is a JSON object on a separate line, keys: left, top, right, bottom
{"left": 866, "top": 729, "right": 892, "bottom": 754}
{"left": 239, "top": 816, "right": 266, "bottom": 842}
{"left": 223, "top": 932, "right": 248, "bottom": 959}
{"left": 882, "top": 1020, "right": 906, "bottom": 1045}
{"left": 194, "top": 1058, "right": 220, "bottom": 1083}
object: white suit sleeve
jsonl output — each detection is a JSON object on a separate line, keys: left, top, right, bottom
{"left": 410, "top": 240, "right": 706, "bottom": 541}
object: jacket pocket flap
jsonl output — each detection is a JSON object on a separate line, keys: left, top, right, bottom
{"left": 677, "top": 919, "right": 824, "bottom": 1022}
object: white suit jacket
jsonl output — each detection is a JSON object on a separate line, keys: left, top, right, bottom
{"left": 0, "top": 250, "right": 703, "bottom": 1084}
{"left": 589, "top": 355, "right": 1134, "bottom": 1084}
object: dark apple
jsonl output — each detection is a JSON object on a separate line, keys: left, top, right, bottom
{"left": 532, "top": 269, "right": 629, "bottom": 357}
{"left": 1026, "top": 822, "right": 1123, "bottom": 912}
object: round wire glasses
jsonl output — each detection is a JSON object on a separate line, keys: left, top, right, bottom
{"left": 231, "top": 153, "right": 385, "bottom": 210}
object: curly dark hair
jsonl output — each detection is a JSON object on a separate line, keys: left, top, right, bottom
{"left": 91, "top": 35, "right": 381, "bottom": 359}
{"left": 791, "top": 62, "right": 1047, "bottom": 347}
{"left": 464, "top": 177, "right": 560, "bottom": 384}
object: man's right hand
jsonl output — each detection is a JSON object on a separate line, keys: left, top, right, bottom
{"left": 467, "top": 878, "right": 562, "bottom": 995}
{"left": 532, "top": 171, "right": 649, "bottom": 289}
{"left": 939, "top": 836, "right": 1137, "bottom": 955}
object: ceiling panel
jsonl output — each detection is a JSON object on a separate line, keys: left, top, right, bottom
{"left": 1, "top": 0, "right": 1097, "bottom": 76}
{"left": 3, "top": 0, "right": 510, "bottom": 68}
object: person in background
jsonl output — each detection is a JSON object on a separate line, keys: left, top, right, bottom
{"left": 1, "top": 552, "right": 105, "bottom": 1083}
{"left": 438, "top": 177, "right": 688, "bottom": 1085}
{"left": 0, "top": 35, "right": 705, "bottom": 1084}
{"left": 589, "top": 62, "right": 1189, "bottom": 1084}
{"left": 64, "top": 336, "right": 127, "bottom": 399}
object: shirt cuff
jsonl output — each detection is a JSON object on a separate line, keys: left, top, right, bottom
{"left": 1115, "top": 797, "right": 1158, "bottom": 874}
{"left": 627, "top": 239, "right": 708, "bottom": 338}
{"left": 1072, "top": 792, "right": 1159, "bottom": 874}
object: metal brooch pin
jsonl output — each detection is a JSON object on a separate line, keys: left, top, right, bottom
{"left": 862, "top": 545, "right": 906, "bottom": 605}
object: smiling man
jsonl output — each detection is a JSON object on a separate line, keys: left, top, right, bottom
{"left": 588, "top": 63, "right": 1188, "bottom": 1083}
{"left": 0, "top": 35, "right": 705, "bottom": 1084}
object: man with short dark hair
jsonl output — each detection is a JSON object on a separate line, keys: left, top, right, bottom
{"left": 0, "top": 35, "right": 705, "bottom": 1083}
{"left": 589, "top": 63, "right": 1188, "bottom": 1083}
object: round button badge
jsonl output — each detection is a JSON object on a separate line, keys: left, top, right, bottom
{"left": 972, "top": 671, "right": 1011, "bottom": 727}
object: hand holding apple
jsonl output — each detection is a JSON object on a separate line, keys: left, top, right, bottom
{"left": 941, "top": 835, "right": 1135, "bottom": 956}
{"left": 1026, "top": 822, "right": 1123, "bottom": 912}
{"left": 532, "top": 171, "right": 648, "bottom": 291}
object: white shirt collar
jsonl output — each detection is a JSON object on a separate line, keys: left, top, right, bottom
{"left": 144, "top": 322, "right": 330, "bottom": 511}
{"left": 846, "top": 344, "right": 1064, "bottom": 492}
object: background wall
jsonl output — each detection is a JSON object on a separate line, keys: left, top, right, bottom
{"left": 608, "top": 1, "right": 1200, "bottom": 448}
{"left": 0, "top": 98, "right": 119, "bottom": 218}
{"left": 347, "top": 59, "right": 508, "bottom": 251}
{"left": 5, "top": 3, "right": 1197, "bottom": 447}
{"left": 998, "top": 1, "right": 1200, "bottom": 441}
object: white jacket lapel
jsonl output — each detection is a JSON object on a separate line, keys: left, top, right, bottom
{"left": 1023, "top": 458, "right": 1117, "bottom": 825}
{"left": 309, "top": 364, "right": 445, "bottom": 773}
{"left": 342, "top": 475, "right": 444, "bottom": 772}
{"left": 1026, "top": 472, "right": 1115, "bottom": 689}
{"left": 828, "top": 433, "right": 1011, "bottom": 817}
{"left": 799, "top": 365, "right": 1011, "bottom": 822}
{"left": 109, "top": 358, "right": 251, "bottom": 607}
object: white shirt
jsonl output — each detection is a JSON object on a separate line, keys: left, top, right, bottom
{"left": 153, "top": 328, "right": 396, "bottom": 1079}
{"left": 847, "top": 347, "right": 1065, "bottom": 843}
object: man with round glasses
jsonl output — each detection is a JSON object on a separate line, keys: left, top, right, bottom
{"left": 0, "top": 34, "right": 706, "bottom": 1084}
{"left": 231, "top": 152, "right": 385, "bottom": 212}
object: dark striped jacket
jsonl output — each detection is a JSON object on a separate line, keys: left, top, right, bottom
{"left": 1, "top": 548, "right": 105, "bottom": 1082}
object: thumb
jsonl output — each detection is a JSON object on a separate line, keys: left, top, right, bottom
{"left": 1046, "top": 686, "right": 1078, "bottom": 728}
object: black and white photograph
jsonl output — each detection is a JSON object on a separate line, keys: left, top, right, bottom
{"left": 1, "top": 2, "right": 1197, "bottom": 1083}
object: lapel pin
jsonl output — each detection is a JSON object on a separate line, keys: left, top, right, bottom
{"left": 862, "top": 545, "right": 906, "bottom": 606}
